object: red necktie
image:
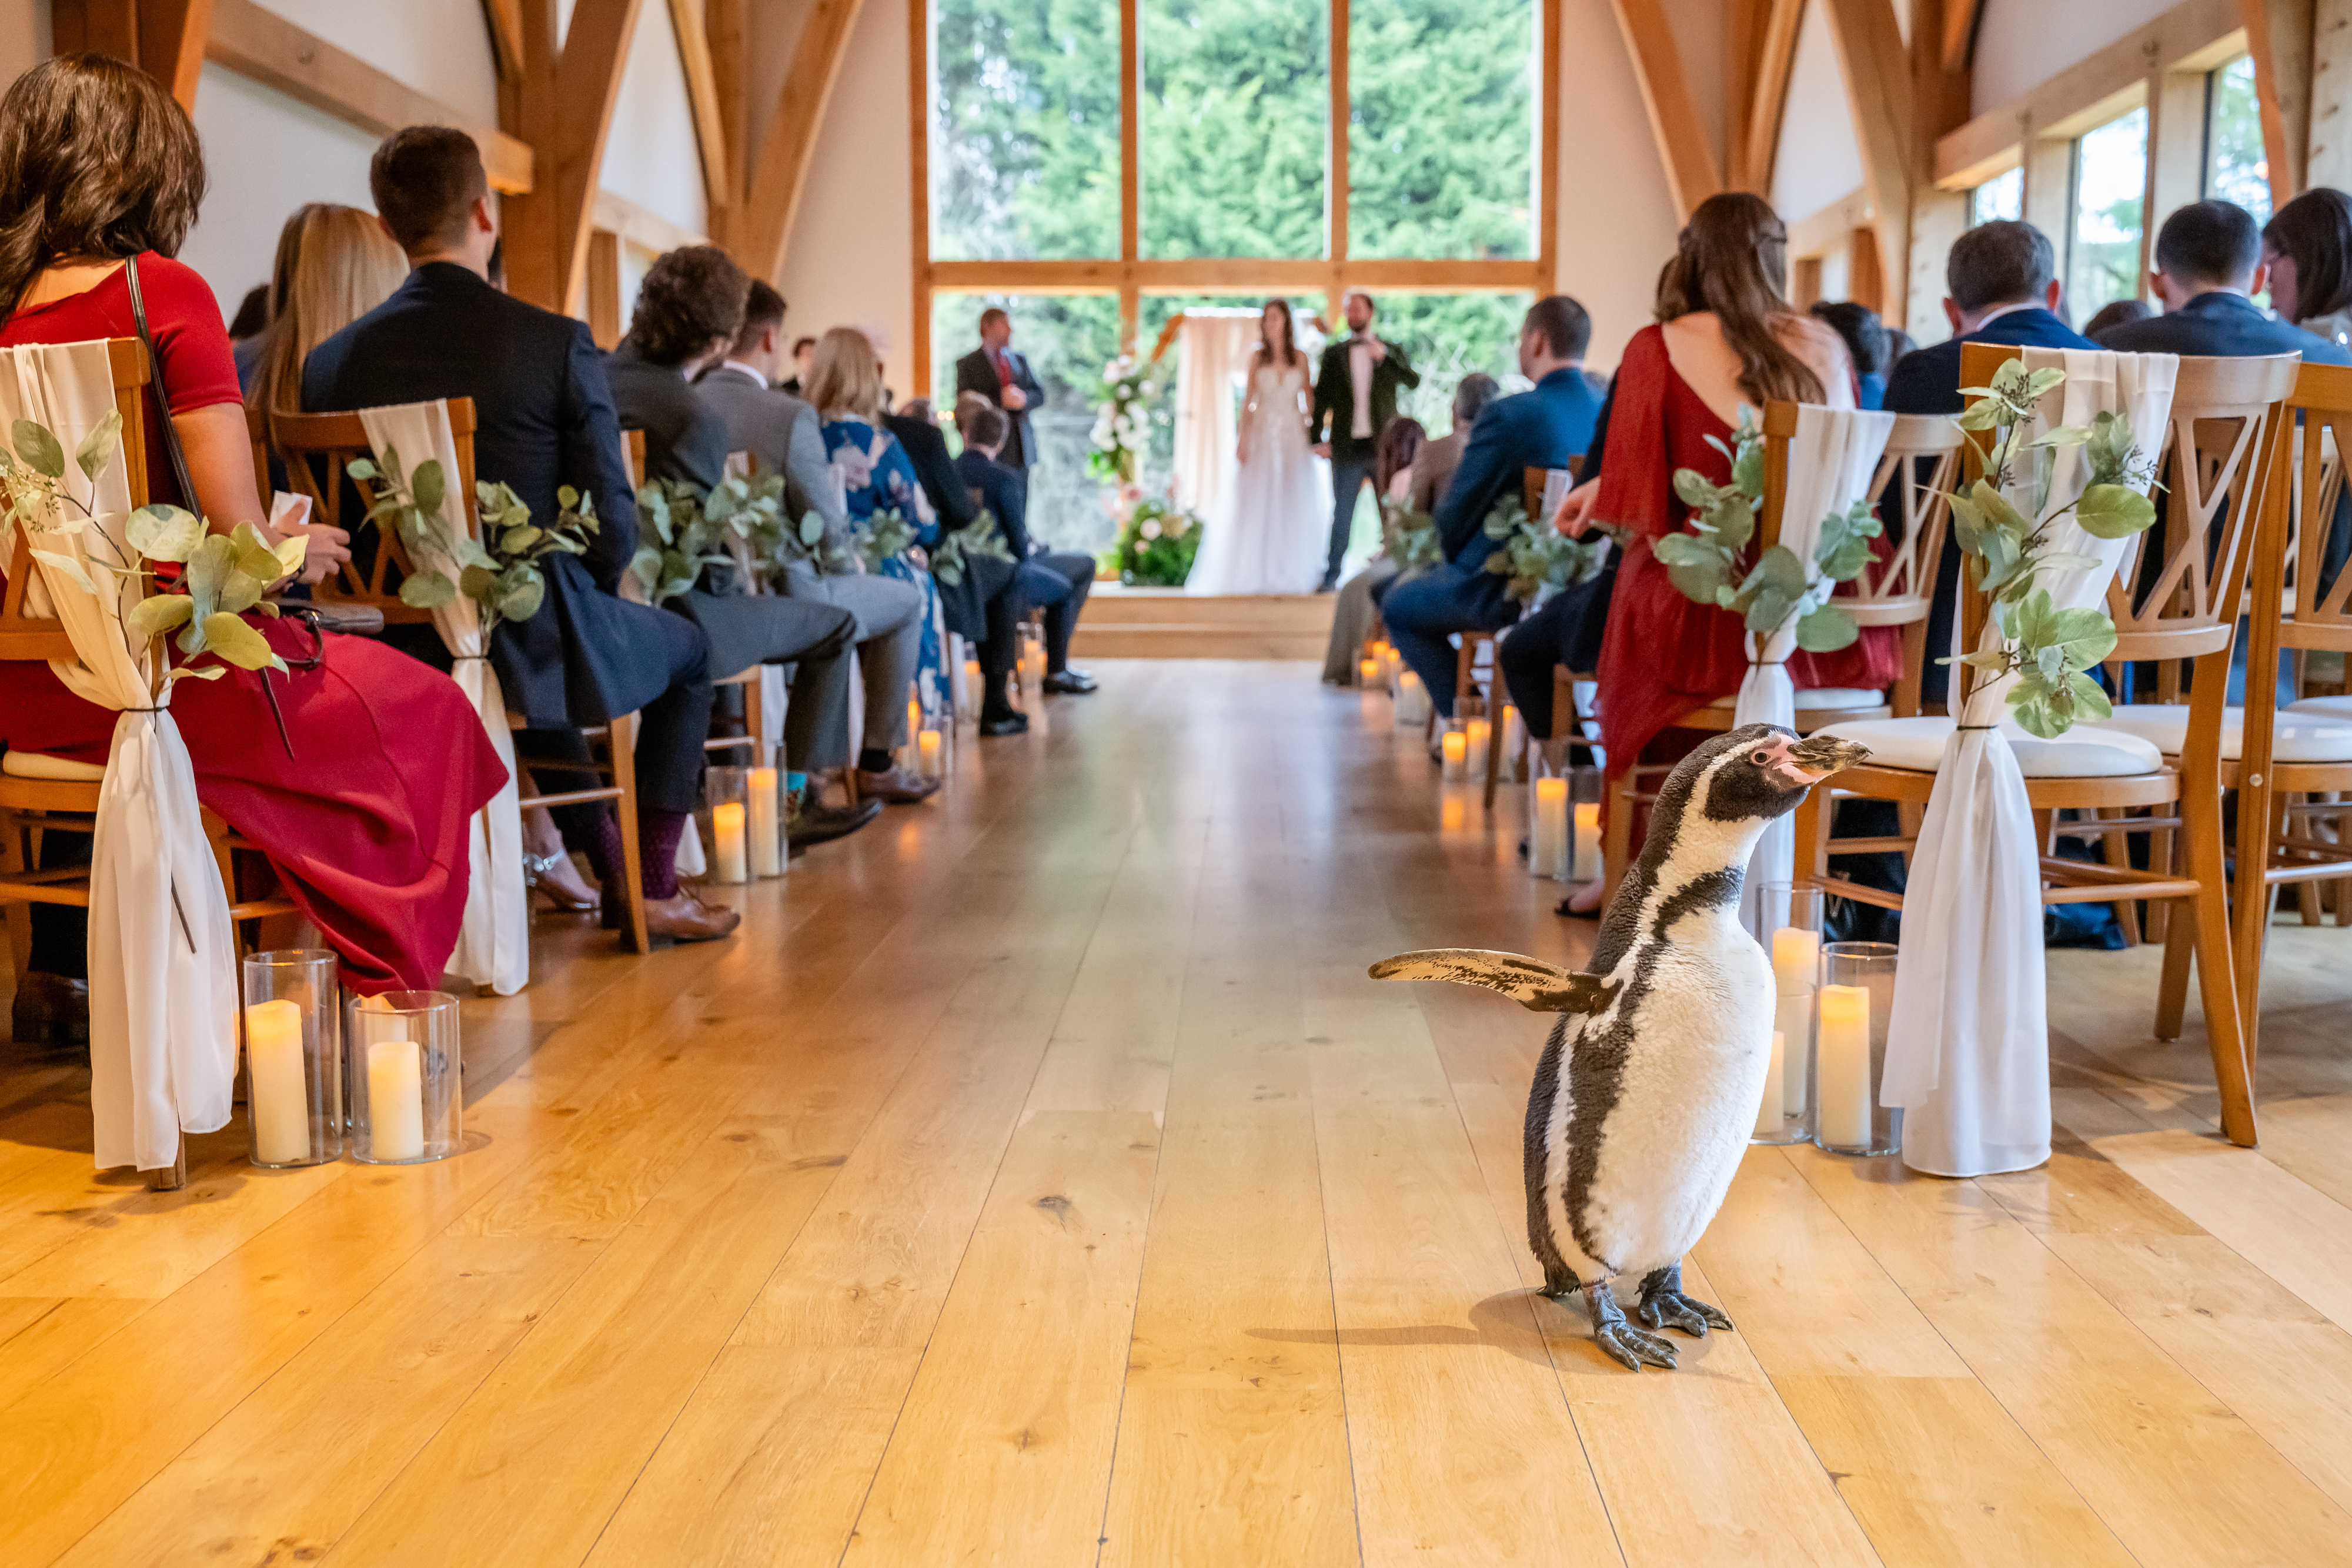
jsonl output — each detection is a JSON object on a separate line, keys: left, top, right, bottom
{"left": 993, "top": 349, "right": 1012, "bottom": 389}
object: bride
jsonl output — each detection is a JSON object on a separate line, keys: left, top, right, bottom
{"left": 1187, "top": 299, "right": 1328, "bottom": 594}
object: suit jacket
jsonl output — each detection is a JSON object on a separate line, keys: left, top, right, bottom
{"left": 606, "top": 339, "right": 734, "bottom": 490}
{"left": 1407, "top": 427, "right": 1468, "bottom": 514}
{"left": 954, "top": 446, "right": 1033, "bottom": 558}
{"left": 953, "top": 346, "right": 1047, "bottom": 468}
{"left": 302, "top": 262, "right": 668, "bottom": 728}
{"left": 1434, "top": 367, "right": 1601, "bottom": 566}
{"left": 693, "top": 362, "right": 845, "bottom": 533}
{"left": 2092, "top": 288, "right": 2352, "bottom": 366}
{"left": 1311, "top": 337, "right": 1420, "bottom": 463}
{"left": 887, "top": 412, "right": 1018, "bottom": 644}
{"left": 1880, "top": 307, "right": 2097, "bottom": 417}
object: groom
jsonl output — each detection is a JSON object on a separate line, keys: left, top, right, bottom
{"left": 1310, "top": 290, "right": 1418, "bottom": 590}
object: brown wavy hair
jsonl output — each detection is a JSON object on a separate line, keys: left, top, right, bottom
{"left": 0, "top": 55, "right": 206, "bottom": 318}
{"left": 1655, "top": 192, "right": 1824, "bottom": 406}
{"left": 1255, "top": 297, "right": 1304, "bottom": 370}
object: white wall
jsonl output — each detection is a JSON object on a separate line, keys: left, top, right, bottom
{"left": 0, "top": 0, "right": 48, "bottom": 89}
{"left": 262, "top": 0, "right": 499, "bottom": 121}
{"left": 602, "top": 0, "right": 710, "bottom": 242}
{"left": 1771, "top": 0, "right": 1866, "bottom": 227}
{"left": 1972, "top": 0, "right": 2177, "bottom": 113}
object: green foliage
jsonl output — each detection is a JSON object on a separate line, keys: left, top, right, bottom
{"left": 854, "top": 507, "right": 921, "bottom": 572}
{"left": 1346, "top": 0, "right": 1534, "bottom": 261}
{"left": 1380, "top": 497, "right": 1440, "bottom": 570}
{"left": 1104, "top": 497, "right": 1202, "bottom": 586}
{"left": 349, "top": 446, "right": 594, "bottom": 637}
{"left": 1480, "top": 494, "right": 1605, "bottom": 605}
{"left": 933, "top": 509, "right": 1021, "bottom": 587}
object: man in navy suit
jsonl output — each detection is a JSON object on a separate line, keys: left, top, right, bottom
{"left": 1882, "top": 220, "right": 2100, "bottom": 707}
{"left": 953, "top": 308, "right": 1047, "bottom": 477}
{"left": 954, "top": 404, "right": 1098, "bottom": 697}
{"left": 1380, "top": 296, "right": 1602, "bottom": 720}
{"left": 304, "top": 127, "right": 736, "bottom": 943}
{"left": 2094, "top": 199, "right": 2352, "bottom": 367}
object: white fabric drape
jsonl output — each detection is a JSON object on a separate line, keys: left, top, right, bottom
{"left": 1738, "top": 406, "right": 1893, "bottom": 920}
{"left": 4, "top": 339, "right": 238, "bottom": 1171}
{"left": 357, "top": 403, "right": 529, "bottom": 996}
{"left": 1171, "top": 311, "right": 1262, "bottom": 514}
{"left": 1882, "top": 348, "right": 2177, "bottom": 1177}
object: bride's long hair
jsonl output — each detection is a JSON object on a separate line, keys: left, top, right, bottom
{"left": 1654, "top": 192, "right": 1825, "bottom": 406}
{"left": 1255, "top": 297, "right": 1302, "bottom": 370}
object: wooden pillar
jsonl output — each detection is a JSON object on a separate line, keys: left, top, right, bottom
{"left": 52, "top": 0, "right": 216, "bottom": 112}
{"left": 499, "top": 0, "right": 565, "bottom": 312}
{"left": 586, "top": 229, "right": 624, "bottom": 348}
{"left": 1119, "top": 0, "right": 1141, "bottom": 351}
{"left": 2244, "top": 0, "right": 2314, "bottom": 206}
{"left": 1906, "top": 0, "right": 1975, "bottom": 342}
{"left": 2308, "top": 0, "right": 2352, "bottom": 194}
{"left": 910, "top": 0, "right": 931, "bottom": 396}
{"left": 2146, "top": 61, "right": 2209, "bottom": 291}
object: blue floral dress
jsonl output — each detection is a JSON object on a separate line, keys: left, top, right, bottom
{"left": 819, "top": 416, "right": 947, "bottom": 716}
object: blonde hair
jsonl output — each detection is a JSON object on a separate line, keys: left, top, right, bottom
{"left": 806, "top": 325, "right": 885, "bottom": 421}
{"left": 246, "top": 203, "right": 410, "bottom": 422}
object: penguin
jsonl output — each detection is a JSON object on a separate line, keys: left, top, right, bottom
{"left": 1371, "top": 724, "right": 1870, "bottom": 1371}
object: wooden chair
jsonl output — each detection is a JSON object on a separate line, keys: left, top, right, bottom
{"left": 267, "top": 400, "right": 651, "bottom": 954}
{"left": 1476, "top": 466, "right": 1586, "bottom": 806}
{"left": 1602, "top": 406, "right": 1963, "bottom": 898}
{"left": 1792, "top": 347, "right": 2298, "bottom": 1149}
{"left": 4, "top": 339, "right": 296, "bottom": 1188}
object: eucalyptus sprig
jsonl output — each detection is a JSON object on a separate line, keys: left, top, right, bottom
{"left": 1940, "top": 360, "right": 2161, "bottom": 737}
{"left": 1479, "top": 494, "right": 1606, "bottom": 606}
{"left": 853, "top": 506, "right": 920, "bottom": 571}
{"left": 1379, "top": 497, "right": 1442, "bottom": 570}
{"left": 349, "top": 446, "right": 596, "bottom": 637}
{"left": 1655, "top": 408, "right": 1883, "bottom": 653}
{"left": 931, "top": 508, "right": 1018, "bottom": 588}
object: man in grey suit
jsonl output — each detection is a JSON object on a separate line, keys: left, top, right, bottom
{"left": 694, "top": 280, "right": 935, "bottom": 799}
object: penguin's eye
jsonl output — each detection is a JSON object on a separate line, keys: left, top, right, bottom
{"left": 1749, "top": 749, "right": 1772, "bottom": 767}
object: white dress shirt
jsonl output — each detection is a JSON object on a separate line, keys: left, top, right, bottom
{"left": 1349, "top": 336, "right": 1375, "bottom": 439}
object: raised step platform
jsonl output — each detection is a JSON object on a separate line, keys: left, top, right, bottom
{"left": 1070, "top": 584, "right": 1337, "bottom": 660}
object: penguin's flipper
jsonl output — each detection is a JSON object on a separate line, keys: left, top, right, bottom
{"left": 1368, "top": 949, "right": 1620, "bottom": 1016}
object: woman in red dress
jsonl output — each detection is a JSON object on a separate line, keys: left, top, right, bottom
{"left": 0, "top": 55, "right": 506, "bottom": 1020}
{"left": 1558, "top": 193, "right": 1901, "bottom": 908}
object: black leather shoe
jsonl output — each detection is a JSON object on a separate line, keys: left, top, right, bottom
{"left": 980, "top": 710, "right": 1031, "bottom": 736}
{"left": 1042, "top": 668, "right": 1097, "bottom": 695}
{"left": 791, "top": 799, "right": 883, "bottom": 845}
{"left": 11, "top": 972, "right": 88, "bottom": 1047}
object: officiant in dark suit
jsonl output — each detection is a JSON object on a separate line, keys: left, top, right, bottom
{"left": 1310, "top": 290, "right": 1419, "bottom": 590}
{"left": 952, "top": 307, "right": 1047, "bottom": 476}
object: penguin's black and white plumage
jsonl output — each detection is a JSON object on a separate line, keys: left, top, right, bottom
{"left": 1372, "top": 724, "right": 1869, "bottom": 1370}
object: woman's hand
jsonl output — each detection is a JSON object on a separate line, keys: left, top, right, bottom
{"left": 1235, "top": 440, "right": 1250, "bottom": 466}
{"left": 1553, "top": 479, "right": 1601, "bottom": 538}
{"left": 283, "top": 519, "right": 353, "bottom": 586}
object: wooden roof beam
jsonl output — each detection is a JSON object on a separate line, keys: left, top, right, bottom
{"left": 742, "top": 0, "right": 872, "bottom": 282}
{"left": 51, "top": 0, "right": 216, "bottom": 112}
{"left": 668, "top": 0, "right": 731, "bottom": 219}
{"left": 1607, "top": 0, "right": 1725, "bottom": 222}
{"left": 1822, "top": 0, "right": 1916, "bottom": 323}
{"left": 1735, "top": 0, "right": 1804, "bottom": 195}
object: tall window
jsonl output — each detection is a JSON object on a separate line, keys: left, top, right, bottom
{"left": 1141, "top": 0, "right": 1327, "bottom": 259}
{"left": 2204, "top": 54, "right": 2271, "bottom": 225}
{"left": 2067, "top": 107, "right": 2147, "bottom": 320}
{"left": 1970, "top": 167, "right": 2022, "bottom": 227}
{"left": 1348, "top": 0, "right": 1536, "bottom": 260}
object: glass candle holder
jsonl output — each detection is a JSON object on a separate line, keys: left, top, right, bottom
{"left": 1750, "top": 882, "right": 1823, "bottom": 1146}
{"left": 1567, "top": 764, "right": 1603, "bottom": 884}
{"left": 1811, "top": 941, "right": 1902, "bottom": 1156}
{"left": 705, "top": 764, "right": 750, "bottom": 885}
{"left": 1529, "top": 771, "right": 1570, "bottom": 880}
{"left": 348, "top": 989, "right": 462, "bottom": 1164}
{"left": 242, "top": 949, "right": 341, "bottom": 1167}
{"left": 746, "top": 763, "right": 783, "bottom": 878}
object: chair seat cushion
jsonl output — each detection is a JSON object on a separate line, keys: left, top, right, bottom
{"left": 1816, "top": 716, "right": 2164, "bottom": 777}
{"left": 1705, "top": 687, "right": 1886, "bottom": 711}
{"left": 1, "top": 750, "right": 106, "bottom": 782}
{"left": 2086, "top": 704, "right": 2352, "bottom": 763}
{"left": 2287, "top": 694, "right": 2352, "bottom": 723}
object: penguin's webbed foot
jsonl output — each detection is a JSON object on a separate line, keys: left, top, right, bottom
{"left": 1584, "top": 1280, "right": 1679, "bottom": 1371}
{"left": 1636, "top": 1261, "right": 1734, "bottom": 1338}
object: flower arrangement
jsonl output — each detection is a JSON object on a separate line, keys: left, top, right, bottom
{"left": 1105, "top": 496, "right": 1200, "bottom": 586}
{"left": 1942, "top": 361, "right": 2158, "bottom": 737}
{"left": 1658, "top": 408, "right": 1884, "bottom": 654}
{"left": 931, "top": 508, "right": 1019, "bottom": 587}
{"left": 1088, "top": 353, "right": 1158, "bottom": 484}
{"left": 1480, "top": 494, "right": 1606, "bottom": 606}
{"left": 3, "top": 410, "right": 302, "bottom": 681}
{"left": 349, "top": 446, "right": 597, "bottom": 638}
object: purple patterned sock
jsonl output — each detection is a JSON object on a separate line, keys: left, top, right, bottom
{"left": 582, "top": 808, "right": 625, "bottom": 886}
{"left": 639, "top": 810, "right": 686, "bottom": 901}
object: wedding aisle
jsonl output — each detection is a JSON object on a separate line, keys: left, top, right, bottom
{"left": 3, "top": 661, "right": 2352, "bottom": 1566}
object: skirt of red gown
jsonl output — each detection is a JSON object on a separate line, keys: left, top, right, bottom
{"left": 2, "top": 618, "right": 508, "bottom": 994}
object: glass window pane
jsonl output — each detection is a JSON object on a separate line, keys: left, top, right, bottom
{"left": 1970, "top": 167, "right": 2022, "bottom": 227}
{"left": 1142, "top": 0, "right": 1328, "bottom": 259}
{"left": 1371, "top": 292, "right": 1534, "bottom": 430}
{"left": 930, "top": 0, "right": 1121, "bottom": 260}
{"left": 1347, "top": 0, "right": 1535, "bottom": 260}
{"left": 931, "top": 292, "right": 1125, "bottom": 552}
{"left": 2205, "top": 55, "right": 2271, "bottom": 225}
{"left": 2066, "top": 108, "right": 2147, "bottom": 321}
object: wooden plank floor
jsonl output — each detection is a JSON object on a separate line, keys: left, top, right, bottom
{"left": 5, "top": 658, "right": 2352, "bottom": 1566}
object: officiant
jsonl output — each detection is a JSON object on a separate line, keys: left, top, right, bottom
{"left": 953, "top": 306, "right": 1047, "bottom": 481}
{"left": 1310, "top": 290, "right": 1419, "bottom": 590}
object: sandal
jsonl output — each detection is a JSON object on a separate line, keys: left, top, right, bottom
{"left": 524, "top": 850, "right": 601, "bottom": 914}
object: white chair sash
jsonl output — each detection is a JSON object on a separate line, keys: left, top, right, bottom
{"left": 1739, "top": 405, "right": 1893, "bottom": 923}
{"left": 3, "top": 339, "right": 238, "bottom": 1172}
{"left": 1882, "top": 348, "right": 2177, "bottom": 1177}
{"left": 356, "top": 403, "right": 529, "bottom": 996}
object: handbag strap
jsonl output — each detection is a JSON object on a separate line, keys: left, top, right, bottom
{"left": 122, "top": 254, "right": 200, "bottom": 510}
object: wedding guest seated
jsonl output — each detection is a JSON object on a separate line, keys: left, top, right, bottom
{"left": 1, "top": 56, "right": 506, "bottom": 1041}
{"left": 1809, "top": 300, "right": 1890, "bottom": 408}
{"left": 954, "top": 403, "right": 1098, "bottom": 695}
{"left": 1496, "top": 379, "right": 1615, "bottom": 738}
{"left": 303, "top": 125, "right": 737, "bottom": 944}
{"left": 2266, "top": 187, "right": 2352, "bottom": 347}
{"left": 1321, "top": 414, "right": 1433, "bottom": 684}
{"left": 2095, "top": 200, "right": 2352, "bottom": 367}
{"left": 2081, "top": 297, "right": 2152, "bottom": 339}
{"left": 1380, "top": 296, "right": 1602, "bottom": 721}
{"left": 1409, "top": 375, "right": 1497, "bottom": 514}
{"left": 606, "top": 249, "right": 923, "bottom": 814}
{"left": 243, "top": 202, "right": 410, "bottom": 495}
{"left": 881, "top": 389, "right": 1029, "bottom": 732}
{"left": 694, "top": 278, "right": 932, "bottom": 805}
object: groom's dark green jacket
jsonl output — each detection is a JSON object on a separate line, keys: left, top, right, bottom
{"left": 1310, "top": 337, "right": 1419, "bottom": 463}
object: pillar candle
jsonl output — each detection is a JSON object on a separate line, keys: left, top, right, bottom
{"left": 1815, "top": 984, "right": 1874, "bottom": 1148}
{"left": 246, "top": 998, "right": 310, "bottom": 1164}
{"left": 963, "top": 658, "right": 982, "bottom": 715}
{"left": 1571, "top": 802, "right": 1602, "bottom": 881}
{"left": 1440, "top": 729, "right": 1467, "bottom": 781}
{"left": 1360, "top": 656, "right": 1379, "bottom": 686}
{"left": 1753, "top": 1029, "right": 1786, "bottom": 1139}
{"left": 918, "top": 728, "right": 944, "bottom": 778}
{"left": 711, "top": 801, "right": 748, "bottom": 883}
{"left": 1396, "top": 671, "right": 1426, "bottom": 726}
{"left": 1464, "top": 717, "right": 1491, "bottom": 780}
{"left": 368, "top": 1037, "right": 426, "bottom": 1161}
{"left": 747, "top": 767, "right": 781, "bottom": 877}
{"left": 1772, "top": 927, "right": 1819, "bottom": 1115}
{"left": 1532, "top": 777, "right": 1568, "bottom": 879}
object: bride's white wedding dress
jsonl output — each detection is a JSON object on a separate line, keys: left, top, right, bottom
{"left": 1187, "top": 357, "right": 1329, "bottom": 594}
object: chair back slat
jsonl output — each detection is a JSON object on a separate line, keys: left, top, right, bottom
{"left": 262, "top": 398, "right": 480, "bottom": 623}
{"left": 1, "top": 339, "right": 152, "bottom": 664}
{"left": 2276, "top": 361, "right": 2352, "bottom": 653}
{"left": 625, "top": 428, "right": 647, "bottom": 489}
{"left": 1755, "top": 403, "right": 1957, "bottom": 629}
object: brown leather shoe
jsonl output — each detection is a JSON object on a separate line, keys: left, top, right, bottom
{"left": 642, "top": 890, "right": 741, "bottom": 942}
{"left": 11, "top": 971, "right": 89, "bottom": 1047}
{"left": 855, "top": 765, "right": 941, "bottom": 804}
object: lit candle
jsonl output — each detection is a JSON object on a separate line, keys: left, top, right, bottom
{"left": 1753, "top": 1029, "right": 1786, "bottom": 1139}
{"left": 711, "top": 801, "right": 747, "bottom": 883}
{"left": 1360, "top": 655, "right": 1379, "bottom": 686}
{"left": 1815, "top": 984, "right": 1874, "bottom": 1148}
{"left": 917, "top": 728, "right": 944, "bottom": 778}
{"left": 1440, "top": 729, "right": 1468, "bottom": 781}
{"left": 1464, "top": 717, "right": 1491, "bottom": 780}
{"left": 748, "top": 767, "right": 781, "bottom": 877}
{"left": 1571, "top": 802, "right": 1602, "bottom": 881}
{"left": 1772, "top": 927, "right": 1819, "bottom": 1116}
{"left": 1396, "top": 671, "right": 1426, "bottom": 726}
{"left": 368, "top": 1037, "right": 425, "bottom": 1161}
{"left": 1532, "top": 776, "right": 1568, "bottom": 879}
{"left": 245, "top": 998, "right": 310, "bottom": 1164}
{"left": 962, "top": 658, "right": 982, "bottom": 715}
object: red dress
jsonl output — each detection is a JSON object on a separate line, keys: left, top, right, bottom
{"left": 1592, "top": 326, "right": 1900, "bottom": 774}
{"left": 0, "top": 256, "right": 507, "bottom": 992}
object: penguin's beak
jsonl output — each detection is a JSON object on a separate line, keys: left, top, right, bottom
{"left": 1770, "top": 733, "right": 1872, "bottom": 787}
